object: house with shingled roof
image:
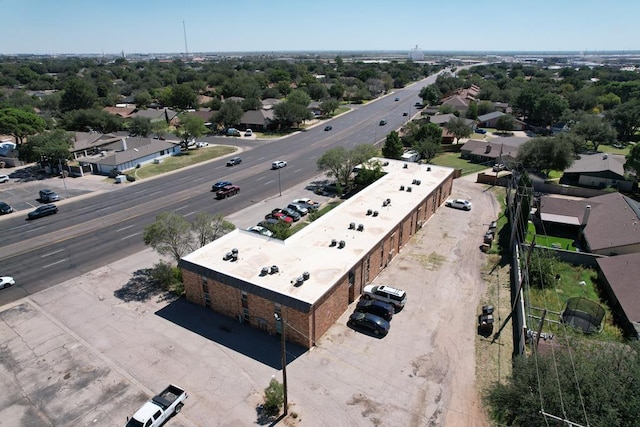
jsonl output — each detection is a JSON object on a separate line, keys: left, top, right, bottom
{"left": 560, "top": 152, "right": 633, "bottom": 192}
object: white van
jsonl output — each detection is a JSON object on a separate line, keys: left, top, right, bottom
{"left": 244, "top": 129, "right": 253, "bottom": 137}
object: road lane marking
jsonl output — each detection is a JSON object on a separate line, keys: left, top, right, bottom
{"left": 256, "top": 176, "right": 266, "bottom": 181}
{"left": 192, "top": 176, "right": 206, "bottom": 182}
{"left": 174, "top": 205, "right": 188, "bottom": 211}
{"left": 264, "top": 180, "right": 274, "bottom": 185}
{"left": 42, "top": 259, "right": 66, "bottom": 269}
{"left": 116, "top": 224, "right": 134, "bottom": 232}
{"left": 294, "top": 168, "right": 302, "bottom": 173}
{"left": 41, "top": 248, "right": 65, "bottom": 258}
{"left": 183, "top": 211, "right": 196, "bottom": 217}
{"left": 121, "top": 232, "right": 141, "bottom": 241}
{"left": 24, "top": 226, "right": 45, "bottom": 234}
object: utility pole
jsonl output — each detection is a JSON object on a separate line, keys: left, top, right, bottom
{"left": 274, "top": 313, "right": 288, "bottom": 415}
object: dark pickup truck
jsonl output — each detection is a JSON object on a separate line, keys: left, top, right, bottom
{"left": 216, "top": 185, "right": 240, "bottom": 199}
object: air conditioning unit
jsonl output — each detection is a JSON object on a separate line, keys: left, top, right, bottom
{"left": 338, "top": 240, "right": 346, "bottom": 249}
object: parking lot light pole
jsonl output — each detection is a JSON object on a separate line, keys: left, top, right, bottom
{"left": 277, "top": 167, "right": 282, "bottom": 197}
{"left": 274, "top": 313, "right": 288, "bottom": 415}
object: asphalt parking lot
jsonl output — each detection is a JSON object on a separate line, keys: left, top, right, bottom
{"left": 0, "top": 174, "right": 499, "bottom": 426}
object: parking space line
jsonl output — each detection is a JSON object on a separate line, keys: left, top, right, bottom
{"left": 40, "top": 249, "right": 65, "bottom": 258}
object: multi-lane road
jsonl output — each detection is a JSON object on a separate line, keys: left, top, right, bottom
{"left": 0, "top": 72, "right": 443, "bottom": 306}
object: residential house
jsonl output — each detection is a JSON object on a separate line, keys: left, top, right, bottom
{"left": 460, "top": 136, "right": 529, "bottom": 166}
{"left": 439, "top": 94, "right": 470, "bottom": 115}
{"left": 70, "top": 132, "right": 122, "bottom": 159}
{"left": 103, "top": 106, "right": 136, "bottom": 119}
{"left": 240, "top": 109, "right": 275, "bottom": 131}
{"left": 76, "top": 136, "right": 180, "bottom": 175}
{"left": 560, "top": 153, "right": 633, "bottom": 192}
{"left": 131, "top": 108, "right": 179, "bottom": 126}
{"left": 428, "top": 114, "right": 475, "bottom": 144}
{"left": 476, "top": 111, "right": 526, "bottom": 130}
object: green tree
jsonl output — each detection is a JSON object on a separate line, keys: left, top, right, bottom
{"left": 606, "top": 100, "right": 640, "bottom": 142}
{"left": 143, "top": 212, "right": 193, "bottom": 263}
{"left": 169, "top": 83, "right": 197, "bottom": 110}
{"left": 133, "top": 91, "right": 153, "bottom": 108}
{"left": 18, "top": 129, "right": 73, "bottom": 164}
{"left": 476, "top": 101, "right": 495, "bottom": 116}
{"left": 151, "top": 120, "right": 169, "bottom": 140}
{"left": 572, "top": 115, "right": 617, "bottom": 151}
{"left": 412, "top": 139, "right": 441, "bottom": 162}
{"left": 625, "top": 142, "right": 640, "bottom": 174}
{"left": 465, "top": 102, "right": 478, "bottom": 120}
{"left": 150, "top": 260, "right": 182, "bottom": 291}
{"left": 273, "top": 101, "right": 312, "bottom": 128}
{"left": 286, "top": 89, "right": 311, "bottom": 107}
{"left": 597, "top": 92, "right": 621, "bottom": 110}
{"left": 319, "top": 99, "right": 340, "bottom": 116}
{"left": 382, "top": 131, "right": 404, "bottom": 159}
{"left": 445, "top": 116, "right": 472, "bottom": 143}
{"left": 0, "top": 108, "right": 46, "bottom": 144}
{"left": 60, "top": 109, "right": 122, "bottom": 133}
{"left": 262, "top": 378, "right": 285, "bottom": 416}
{"left": 495, "top": 114, "right": 516, "bottom": 133}
{"left": 212, "top": 101, "right": 243, "bottom": 128}
{"left": 191, "top": 212, "right": 235, "bottom": 248}
{"left": 175, "top": 114, "right": 207, "bottom": 148}
{"left": 419, "top": 85, "right": 440, "bottom": 105}
{"left": 60, "top": 78, "right": 97, "bottom": 112}
{"left": 531, "top": 92, "right": 570, "bottom": 128}
{"left": 516, "top": 136, "right": 574, "bottom": 177}
{"left": 317, "top": 144, "right": 378, "bottom": 189}
{"left": 128, "top": 116, "right": 152, "bottom": 137}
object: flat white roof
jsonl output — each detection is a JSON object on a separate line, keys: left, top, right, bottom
{"left": 181, "top": 159, "right": 454, "bottom": 307}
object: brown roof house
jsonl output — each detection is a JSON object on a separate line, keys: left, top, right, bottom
{"left": 76, "top": 136, "right": 180, "bottom": 175}
{"left": 71, "top": 132, "right": 122, "bottom": 159}
{"left": 460, "top": 137, "right": 529, "bottom": 166}
{"left": 240, "top": 109, "right": 275, "bottom": 131}
{"left": 560, "top": 153, "right": 633, "bottom": 192}
{"left": 103, "top": 105, "right": 136, "bottom": 119}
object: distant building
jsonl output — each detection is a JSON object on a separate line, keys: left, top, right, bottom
{"left": 408, "top": 45, "right": 424, "bottom": 61}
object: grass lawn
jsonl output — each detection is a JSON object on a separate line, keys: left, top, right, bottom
{"left": 599, "top": 144, "right": 630, "bottom": 156}
{"left": 430, "top": 152, "right": 489, "bottom": 175}
{"left": 134, "top": 145, "right": 237, "bottom": 180}
{"left": 526, "top": 221, "right": 577, "bottom": 250}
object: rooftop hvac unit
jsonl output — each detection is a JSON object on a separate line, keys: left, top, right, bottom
{"left": 367, "top": 209, "right": 373, "bottom": 215}
{"left": 415, "top": 180, "right": 421, "bottom": 185}
{"left": 403, "top": 163, "right": 408, "bottom": 168}
{"left": 223, "top": 252, "right": 233, "bottom": 261}
{"left": 294, "top": 276, "right": 305, "bottom": 286}
{"left": 399, "top": 185, "right": 405, "bottom": 191}
{"left": 270, "top": 265, "right": 279, "bottom": 274}
{"left": 338, "top": 240, "right": 346, "bottom": 249}
{"left": 427, "top": 166, "right": 431, "bottom": 171}
{"left": 260, "top": 267, "right": 269, "bottom": 276}
{"left": 382, "top": 199, "right": 388, "bottom": 207}
{"left": 330, "top": 239, "right": 337, "bottom": 247}
{"left": 373, "top": 211, "right": 379, "bottom": 217}
{"left": 357, "top": 224, "right": 364, "bottom": 232}
{"left": 406, "top": 186, "right": 412, "bottom": 192}
{"left": 349, "top": 222, "right": 356, "bottom": 229}
{"left": 302, "top": 271, "right": 310, "bottom": 280}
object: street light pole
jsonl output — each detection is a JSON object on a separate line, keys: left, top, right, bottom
{"left": 274, "top": 313, "right": 288, "bottom": 415}
{"left": 277, "top": 167, "right": 282, "bottom": 197}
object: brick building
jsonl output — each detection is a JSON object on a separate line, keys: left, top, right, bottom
{"left": 178, "top": 159, "right": 455, "bottom": 348}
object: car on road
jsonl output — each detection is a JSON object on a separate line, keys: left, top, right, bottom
{"left": 292, "top": 198, "right": 320, "bottom": 211}
{"left": 0, "top": 174, "right": 9, "bottom": 183}
{"left": 379, "top": 119, "right": 387, "bottom": 126}
{"left": 475, "top": 128, "right": 487, "bottom": 134}
{"left": 247, "top": 225, "right": 273, "bottom": 237}
{"left": 355, "top": 299, "right": 395, "bottom": 321}
{"left": 27, "top": 204, "right": 58, "bottom": 220}
{"left": 0, "top": 201, "right": 13, "bottom": 215}
{"left": 216, "top": 185, "right": 240, "bottom": 199}
{"left": 39, "top": 189, "right": 59, "bottom": 203}
{"left": 287, "top": 203, "right": 309, "bottom": 216}
{"left": 324, "top": 125, "right": 333, "bottom": 131}
{"left": 402, "top": 112, "right": 408, "bottom": 116}
{"left": 271, "top": 160, "right": 287, "bottom": 169}
{"left": 394, "top": 97, "right": 399, "bottom": 101}
{"left": 445, "top": 199, "right": 472, "bottom": 211}
{"left": 212, "top": 181, "right": 232, "bottom": 191}
{"left": 362, "top": 284, "right": 407, "bottom": 309}
{"left": 226, "top": 157, "right": 242, "bottom": 166}
{"left": 0, "top": 276, "right": 15, "bottom": 290}
{"left": 347, "top": 312, "right": 390, "bottom": 337}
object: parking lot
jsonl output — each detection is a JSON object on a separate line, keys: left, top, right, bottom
{"left": 0, "top": 175, "right": 499, "bottom": 426}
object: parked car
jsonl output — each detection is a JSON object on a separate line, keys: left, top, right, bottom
{"left": 324, "top": 125, "right": 333, "bottom": 131}
{"left": 225, "top": 128, "right": 241, "bottom": 137}
{"left": 445, "top": 199, "right": 472, "bottom": 211}
{"left": 125, "top": 384, "right": 188, "bottom": 427}
{"left": 379, "top": 119, "right": 387, "bottom": 126}
{"left": 195, "top": 141, "right": 209, "bottom": 148}
{"left": 476, "top": 128, "right": 487, "bottom": 135}
{"left": 272, "top": 160, "right": 287, "bottom": 169}
{"left": 281, "top": 207, "right": 301, "bottom": 221}
{"left": 0, "top": 276, "right": 15, "bottom": 290}
{"left": 258, "top": 219, "right": 280, "bottom": 231}
{"left": 265, "top": 212, "right": 293, "bottom": 224}
{"left": 492, "top": 163, "right": 506, "bottom": 172}
{"left": 212, "top": 181, "right": 232, "bottom": 191}
{"left": 347, "top": 312, "right": 390, "bottom": 337}
{"left": 0, "top": 174, "right": 9, "bottom": 183}
{"left": 287, "top": 203, "right": 309, "bottom": 216}
{"left": 355, "top": 299, "right": 395, "bottom": 321}
{"left": 226, "top": 157, "right": 242, "bottom": 166}
{"left": 27, "top": 204, "right": 58, "bottom": 220}
{"left": 362, "top": 284, "right": 407, "bottom": 309}
{"left": 292, "top": 198, "right": 320, "bottom": 211}
{"left": 244, "top": 129, "right": 253, "bottom": 137}
{"left": 39, "top": 189, "right": 59, "bottom": 202}
{"left": 216, "top": 185, "right": 240, "bottom": 199}
{"left": 0, "top": 201, "right": 13, "bottom": 215}
{"left": 247, "top": 225, "right": 273, "bottom": 237}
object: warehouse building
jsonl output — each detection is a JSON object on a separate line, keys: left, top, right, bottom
{"left": 179, "top": 159, "right": 455, "bottom": 348}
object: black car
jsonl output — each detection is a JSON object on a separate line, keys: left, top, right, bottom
{"left": 27, "top": 204, "right": 58, "bottom": 220}
{"left": 347, "top": 312, "right": 390, "bottom": 337}
{"left": 212, "top": 181, "right": 232, "bottom": 191}
{"left": 355, "top": 299, "right": 395, "bottom": 321}
{"left": 0, "top": 201, "right": 13, "bottom": 215}
{"left": 324, "top": 125, "right": 333, "bottom": 131}
{"left": 226, "top": 157, "right": 242, "bottom": 166}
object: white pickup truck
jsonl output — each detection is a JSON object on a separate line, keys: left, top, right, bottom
{"left": 125, "top": 384, "right": 188, "bottom": 427}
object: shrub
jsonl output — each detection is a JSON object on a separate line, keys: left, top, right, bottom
{"left": 150, "top": 260, "right": 181, "bottom": 291}
{"left": 263, "top": 378, "right": 284, "bottom": 416}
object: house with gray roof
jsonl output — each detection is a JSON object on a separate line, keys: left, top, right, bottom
{"left": 477, "top": 111, "right": 526, "bottom": 130}
{"left": 240, "top": 109, "right": 275, "bottom": 131}
{"left": 460, "top": 137, "right": 529, "bottom": 166}
{"left": 71, "top": 132, "right": 122, "bottom": 159}
{"left": 560, "top": 152, "right": 633, "bottom": 192}
{"left": 131, "top": 108, "right": 179, "bottom": 124}
{"left": 76, "top": 137, "right": 180, "bottom": 175}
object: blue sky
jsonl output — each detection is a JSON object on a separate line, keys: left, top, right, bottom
{"left": 3, "top": 0, "right": 639, "bottom": 54}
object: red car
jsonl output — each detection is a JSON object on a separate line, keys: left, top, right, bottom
{"left": 265, "top": 212, "right": 293, "bottom": 224}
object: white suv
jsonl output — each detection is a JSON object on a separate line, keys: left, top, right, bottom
{"left": 362, "top": 285, "right": 407, "bottom": 309}
{"left": 271, "top": 160, "right": 287, "bottom": 169}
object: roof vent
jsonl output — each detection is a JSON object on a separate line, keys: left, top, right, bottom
{"left": 270, "top": 265, "right": 279, "bottom": 274}
{"left": 330, "top": 239, "right": 337, "bottom": 247}
{"left": 338, "top": 240, "right": 346, "bottom": 249}
{"left": 373, "top": 210, "right": 379, "bottom": 217}
{"left": 260, "top": 267, "right": 269, "bottom": 276}
{"left": 427, "top": 166, "right": 431, "bottom": 171}
{"left": 367, "top": 209, "right": 373, "bottom": 215}
{"left": 349, "top": 222, "right": 356, "bottom": 229}
{"left": 302, "top": 271, "right": 310, "bottom": 281}
{"left": 223, "top": 252, "right": 233, "bottom": 261}
{"left": 382, "top": 199, "right": 389, "bottom": 207}
{"left": 357, "top": 224, "right": 364, "bottom": 232}
{"left": 415, "top": 180, "right": 421, "bottom": 185}
{"left": 400, "top": 185, "right": 405, "bottom": 191}
{"left": 406, "top": 186, "right": 412, "bottom": 192}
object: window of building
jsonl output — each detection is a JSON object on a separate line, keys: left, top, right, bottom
{"left": 365, "top": 257, "right": 370, "bottom": 282}
{"left": 242, "top": 292, "right": 250, "bottom": 323}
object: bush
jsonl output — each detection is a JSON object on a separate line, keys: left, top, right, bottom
{"left": 150, "top": 260, "right": 181, "bottom": 291}
{"left": 263, "top": 378, "right": 284, "bottom": 416}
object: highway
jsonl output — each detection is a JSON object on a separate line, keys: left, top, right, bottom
{"left": 0, "top": 73, "right": 442, "bottom": 305}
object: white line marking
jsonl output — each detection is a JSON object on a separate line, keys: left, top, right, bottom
{"left": 183, "top": 211, "right": 196, "bottom": 217}
{"left": 174, "top": 205, "right": 188, "bottom": 211}
{"left": 192, "top": 176, "right": 205, "bottom": 182}
{"left": 121, "top": 232, "right": 141, "bottom": 241}
{"left": 24, "top": 226, "right": 45, "bottom": 234}
{"left": 116, "top": 224, "right": 134, "bottom": 232}
{"left": 256, "top": 176, "right": 266, "bottom": 181}
{"left": 41, "top": 248, "right": 65, "bottom": 258}
{"left": 264, "top": 180, "right": 274, "bottom": 185}
{"left": 147, "top": 191, "right": 161, "bottom": 197}
{"left": 294, "top": 168, "right": 302, "bottom": 173}
{"left": 42, "top": 259, "right": 66, "bottom": 269}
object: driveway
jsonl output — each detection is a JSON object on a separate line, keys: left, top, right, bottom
{"left": 0, "top": 176, "right": 498, "bottom": 426}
